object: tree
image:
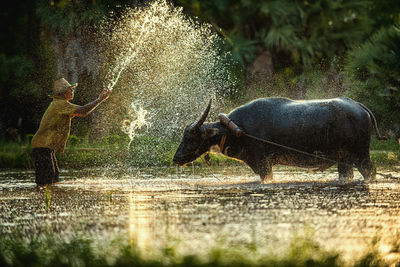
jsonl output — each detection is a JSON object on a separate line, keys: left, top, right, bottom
{"left": 345, "top": 25, "right": 400, "bottom": 126}
{"left": 175, "top": 0, "right": 372, "bottom": 69}
{"left": 0, "top": 0, "right": 56, "bottom": 140}
{"left": 344, "top": 0, "right": 400, "bottom": 127}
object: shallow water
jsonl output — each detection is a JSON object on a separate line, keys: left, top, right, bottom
{"left": 1, "top": 166, "right": 400, "bottom": 262}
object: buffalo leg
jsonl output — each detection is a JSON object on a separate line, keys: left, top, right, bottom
{"left": 338, "top": 162, "right": 354, "bottom": 183}
{"left": 259, "top": 160, "right": 273, "bottom": 183}
{"left": 245, "top": 156, "right": 273, "bottom": 183}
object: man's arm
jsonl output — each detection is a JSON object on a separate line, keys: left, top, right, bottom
{"left": 72, "top": 89, "right": 111, "bottom": 117}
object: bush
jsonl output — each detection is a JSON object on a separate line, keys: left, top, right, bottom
{"left": 0, "top": 230, "right": 394, "bottom": 267}
{"left": 104, "top": 134, "right": 129, "bottom": 147}
{"left": 126, "top": 136, "right": 178, "bottom": 166}
{"left": 345, "top": 25, "right": 400, "bottom": 127}
{"left": 67, "top": 135, "right": 81, "bottom": 147}
{"left": 0, "top": 151, "right": 31, "bottom": 168}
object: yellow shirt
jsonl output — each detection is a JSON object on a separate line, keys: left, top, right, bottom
{"left": 31, "top": 98, "right": 79, "bottom": 152}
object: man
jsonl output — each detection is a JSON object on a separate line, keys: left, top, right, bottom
{"left": 31, "top": 78, "right": 111, "bottom": 185}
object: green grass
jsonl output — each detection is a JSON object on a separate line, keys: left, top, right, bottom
{"left": 0, "top": 141, "right": 33, "bottom": 168}
{"left": 0, "top": 135, "right": 399, "bottom": 169}
{"left": 0, "top": 231, "right": 392, "bottom": 267}
{"left": 369, "top": 137, "right": 400, "bottom": 167}
{"left": 370, "top": 137, "right": 400, "bottom": 152}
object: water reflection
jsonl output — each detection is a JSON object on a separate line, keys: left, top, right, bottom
{"left": 0, "top": 166, "right": 400, "bottom": 263}
{"left": 128, "top": 192, "right": 154, "bottom": 251}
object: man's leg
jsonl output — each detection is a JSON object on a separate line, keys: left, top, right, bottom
{"left": 51, "top": 151, "right": 60, "bottom": 182}
{"left": 33, "top": 148, "right": 56, "bottom": 185}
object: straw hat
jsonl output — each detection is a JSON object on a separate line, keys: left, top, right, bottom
{"left": 51, "top": 78, "right": 78, "bottom": 96}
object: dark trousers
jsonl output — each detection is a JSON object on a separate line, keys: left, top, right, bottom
{"left": 33, "top": 148, "right": 60, "bottom": 185}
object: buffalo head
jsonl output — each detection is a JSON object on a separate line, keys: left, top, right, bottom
{"left": 173, "top": 100, "right": 219, "bottom": 165}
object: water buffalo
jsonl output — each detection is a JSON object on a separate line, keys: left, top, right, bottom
{"left": 173, "top": 97, "right": 387, "bottom": 183}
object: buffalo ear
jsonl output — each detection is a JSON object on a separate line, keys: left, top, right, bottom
{"left": 201, "top": 127, "right": 219, "bottom": 139}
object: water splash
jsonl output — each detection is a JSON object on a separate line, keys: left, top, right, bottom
{"left": 105, "top": 9, "right": 156, "bottom": 91}
{"left": 97, "top": 0, "right": 236, "bottom": 139}
{"left": 121, "top": 102, "right": 151, "bottom": 147}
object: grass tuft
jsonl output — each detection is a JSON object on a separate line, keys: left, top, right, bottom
{"left": 0, "top": 231, "right": 393, "bottom": 267}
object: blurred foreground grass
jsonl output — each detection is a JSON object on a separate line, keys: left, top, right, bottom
{"left": 0, "top": 230, "right": 395, "bottom": 267}
{"left": 0, "top": 135, "right": 398, "bottom": 169}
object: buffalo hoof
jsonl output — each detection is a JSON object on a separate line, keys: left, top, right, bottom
{"left": 336, "top": 176, "right": 353, "bottom": 185}
{"left": 260, "top": 172, "right": 273, "bottom": 184}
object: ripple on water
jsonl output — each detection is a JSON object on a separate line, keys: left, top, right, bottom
{"left": 1, "top": 166, "right": 400, "bottom": 263}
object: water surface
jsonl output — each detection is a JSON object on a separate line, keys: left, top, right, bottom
{"left": 1, "top": 166, "right": 400, "bottom": 262}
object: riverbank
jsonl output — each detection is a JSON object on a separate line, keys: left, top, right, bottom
{"left": 0, "top": 136, "right": 399, "bottom": 169}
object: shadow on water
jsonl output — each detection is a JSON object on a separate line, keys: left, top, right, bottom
{"left": 1, "top": 166, "right": 400, "bottom": 263}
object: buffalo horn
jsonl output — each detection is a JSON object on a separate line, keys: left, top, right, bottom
{"left": 193, "top": 99, "right": 212, "bottom": 130}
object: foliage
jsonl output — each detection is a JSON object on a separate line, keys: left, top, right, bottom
{"left": 176, "top": 0, "right": 372, "bottom": 68}
{"left": 67, "top": 135, "right": 81, "bottom": 147}
{"left": 368, "top": 0, "right": 400, "bottom": 28}
{"left": 345, "top": 25, "right": 400, "bottom": 126}
{"left": 0, "top": 151, "right": 31, "bottom": 169}
{"left": 0, "top": 230, "right": 395, "bottom": 267}
{"left": 126, "top": 136, "right": 178, "bottom": 166}
{"left": 0, "top": 54, "right": 43, "bottom": 138}
{"left": 370, "top": 137, "right": 400, "bottom": 152}
{"left": 371, "top": 151, "right": 400, "bottom": 167}
{"left": 223, "top": 32, "right": 258, "bottom": 67}
{"left": 1, "top": 0, "right": 399, "bottom": 143}
{"left": 0, "top": 0, "right": 57, "bottom": 138}
{"left": 35, "top": 0, "right": 134, "bottom": 34}
{"left": 261, "top": 0, "right": 371, "bottom": 67}
{"left": 104, "top": 134, "right": 130, "bottom": 147}
{"left": 0, "top": 134, "right": 399, "bottom": 169}
{"left": 0, "top": 139, "right": 33, "bottom": 168}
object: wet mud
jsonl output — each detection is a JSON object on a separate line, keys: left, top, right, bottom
{"left": 1, "top": 166, "right": 400, "bottom": 262}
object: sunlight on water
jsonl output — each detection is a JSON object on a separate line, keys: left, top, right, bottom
{"left": 128, "top": 192, "right": 153, "bottom": 251}
{"left": 97, "top": 0, "right": 236, "bottom": 137}
{"left": 2, "top": 169, "right": 400, "bottom": 264}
